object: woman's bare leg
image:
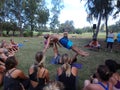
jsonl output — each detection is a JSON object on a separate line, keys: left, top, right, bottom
{"left": 53, "top": 43, "right": 59, "bottom": 58}
{"left": 71, "top": 46, "right": 89, "bottom": 57}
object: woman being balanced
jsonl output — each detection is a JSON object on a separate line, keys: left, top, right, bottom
{"left": 43, "top": 33, "right": 89, "bottom": 57}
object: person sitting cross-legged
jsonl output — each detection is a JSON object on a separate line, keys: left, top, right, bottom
{"left": 85, "top": 38, "right": 100, "bottom": 51}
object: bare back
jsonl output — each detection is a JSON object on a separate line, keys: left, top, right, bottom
{"left": 50, "top": 34, "right": 63, "bottom": 41}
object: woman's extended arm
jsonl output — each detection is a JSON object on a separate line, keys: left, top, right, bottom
{"left": 43, "top": 37, "right": 51, "bottom": 54}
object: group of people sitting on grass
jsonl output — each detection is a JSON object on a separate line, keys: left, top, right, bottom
{"left": 0, "top": 39, "right": 19, "bottom": 62}
{"left": 1, "top": 52, "right": 120, "bottom": 90}
{"left": 0, "top": 31, "right": 120, "bottom": 90}
{"left": 0, "top": 31, "right": 89, "bottom": 90}
{"left": 0, "top": 39, "right": 19, "bottom": 57}
{"left": 0, "top": 39, "right": 19, "bottom": 85}
{"left": 0, "top": 50, "right": 79, "bottom": 90}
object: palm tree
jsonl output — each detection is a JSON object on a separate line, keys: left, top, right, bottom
{"left": 85, "top": 0, "right": 114, "bottom": 39}
{"left": 113, "top": 0, "right": 120, "bottom": 18}
{"left": 102, "top": 0, "right": 114, "bottom": 39}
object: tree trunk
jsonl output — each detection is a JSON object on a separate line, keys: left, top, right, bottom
{"left": 94, "top": 12, "right": 102, "bottom": 39}
{"left": 105, "top": 16, "right": 108, "bottom": 40}
{"left": 6, "top": 30, "right": 10, "bottom": 36}
{"left": 31, "top": 23, "right": 34, "bottom": 37}
{"left": 18, "top": 10, "right": 23, "bottom": 37}
{"left": 12, "top": 30, "right": 15, "bottom": 36}
{"left": 0, "top": 23, "right": 3, "bottom": 36}
{"left": 19, "top": 27, "right": 23, "bottom": 37}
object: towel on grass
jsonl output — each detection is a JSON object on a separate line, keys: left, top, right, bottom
{"left": 18, "top": 43, "right": 24, "bottom": 48}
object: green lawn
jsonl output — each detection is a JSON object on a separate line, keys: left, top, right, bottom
{"left": 0, "top": 34, "right": 120, "bottom": 90}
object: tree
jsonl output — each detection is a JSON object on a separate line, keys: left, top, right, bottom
{"left": 10, "top": 0, "right": 26, "bottom": 36}
{"left": 37, "top": 9, "right": 49, "bottom": 31}
{"left": 113, "top": 0, "right": 120, "bottom": 18}
{"left": 25, "top": 0, "right": 39, "bottom": 37}
{"left": 102, "top": 0, "right": 114, "bottom": 39}
{"left": 58, "top": 20, "right": 75, "bottom": 33}
{"left": 50, "top": 0, "right": 64, "bottom": 30}
{"left": 0, "top": 0, "right": 5, "bottom": 36}
{"left": 85, "top": 0, "right": 114, "bottom": 39}
{"left": 25, "top": 0, "right": 49, "bottom": 37}
{"left": 37, "top": 0, "right": 49, "bottom": 31}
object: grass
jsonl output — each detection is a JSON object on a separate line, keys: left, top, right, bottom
{"left": 0, "top": 34, "right": 120, "bottom": 90}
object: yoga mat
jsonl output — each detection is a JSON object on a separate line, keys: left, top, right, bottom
{"left": 72, "top": 63, "right": 82, "bottom": 69}
{"left": 50, "top": 59, "right": 82, "bottom": 69}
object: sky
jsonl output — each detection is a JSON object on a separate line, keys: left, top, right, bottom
{"left": 59, "top": 0, "right": 90, "bottom": 28}
{"left": 47, "top": 0, "right": 119, "bottom": 28}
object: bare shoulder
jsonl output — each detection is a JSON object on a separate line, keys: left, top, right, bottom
{"left": 11, "top": 69, "right": 23, "bottom": 78}
{"left": 85, "top": 84, "right": 100, "bottom": 90}
{"left": 71, "top": 66, "right": 78, "bottom": 76}
{"left": 15, "top": 69, "right": 23, "bottom": 74}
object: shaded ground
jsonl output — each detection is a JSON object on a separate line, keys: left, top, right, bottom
{"left": 99, "top": 39, "right": 120, "bottom": 53}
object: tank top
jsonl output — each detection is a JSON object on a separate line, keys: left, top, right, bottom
{"left": 58, "top": 68, "right": 76, "bottom": 90}
{"left": 29, "top": 66, "right": 46, "bottom": 90}
{"left": 98, "top": 82, "right": 109, "bottom": 90}
{"left": 3, "top": 68, "right": 22, "bottom": 90}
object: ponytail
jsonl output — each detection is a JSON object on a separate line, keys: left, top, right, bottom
{"left": 38, "top": 55, "right": 46, "bottom": 67}
{"left": 62, "top": 63, "right": 71, "bottom": 77}
{"left": 34, "top": 55, "right": 46, "bottom": 69}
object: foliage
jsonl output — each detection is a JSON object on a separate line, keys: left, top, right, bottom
{"left": 82, "top": 26, "right": 93, "bottom": 33}
{"left": 23, "top": 30, "right": 33, "bottom": 37}
{"left": 113, "top": 0, "right": 120, "bottom": 18}
{"left": 2, "top": 22, "right": 19, "bottom": 36}
{"left": 0, "top": 0, "right": 120, "bottom": 38}
{"left": 105, "top": 19, "right": 120, "bottom": 33}
{"left": 2, "top": 31, "right": 7, "bottom": 37}
{"left": 37, "top": 31, "right": 42, "bottom": 36}
{"left": 50, "top": 0, "right": 64, "bottom": 30}
{"left": 75, "top": 29, "right": 82, "bottom": 34}
{"left": 0, "top": 0, "right": 50, "bottom": 37}
{"left": 37, "top": 9, "right": 49, "bottom": 25}
{"left": 85, "top": 0, "right": 114, "bottom": 39}
{"left": 58, "top": 20, "right": 75, "bottom": 33}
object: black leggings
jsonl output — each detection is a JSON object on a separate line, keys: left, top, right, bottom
{"left": 107, "top": 42, "right": 113, "bottom": 49}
